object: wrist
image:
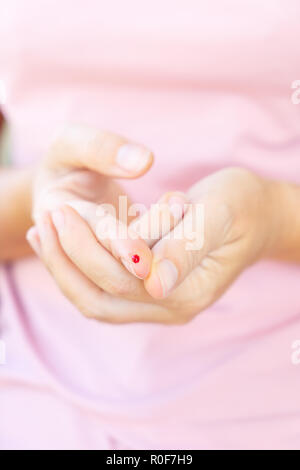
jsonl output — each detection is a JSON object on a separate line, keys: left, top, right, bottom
{"left": 228, "top": 171, "right": 283, "bottom": 264}
{"left": 257, "top": 179, "right": 282, "bottom": 259}
{"left": 0, "top": 167, "right": 34, "bottom": 260}
{"left": 262, "top": 179, "right": 300, "bottom": 262}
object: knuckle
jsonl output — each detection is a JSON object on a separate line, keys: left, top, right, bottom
{"left": 82, "top": 306, "right": 125, "bottom": 324}
{"left": 74, "top": 291, "right": 131, "bottom": 324}
{"left": 170, "top": 301, "right": 198, "bottom": 324}
{"left": 161, "top": 309, "right": 194, "bottom": 325}
{"left": 76, "top": 294, "right": 112, "bottom": 322}
{"left": 64, "top": 243, "right": 82, "bottom": 262}
{"left": 77, "top": 300, "right": 106, "bottom": 321}
{"left": 58, "top": 282, "right": 81, "bottom": 310}
{"left": 175, "top": 313, "right": 195, "bottom": 325}
{"left": 78, "top": 305, "right": 97, "bottom": 320}
{"left": 102, "top": 316, "right": 128, "bottom": 325}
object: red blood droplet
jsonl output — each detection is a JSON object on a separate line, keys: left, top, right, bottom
{"left": 131, "top": 254, "right": 140, "bottom": 264}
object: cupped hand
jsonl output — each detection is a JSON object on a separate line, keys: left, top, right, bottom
{"left": 27, "top": 125, "right": 157, "bottom": 299}
{"left": 137, "top": 167, "right": 277, "bottom": 322}
{"left": 29, "top": 157, "right": 277, "bottom": 324}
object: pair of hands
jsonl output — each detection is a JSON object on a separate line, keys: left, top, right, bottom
{"left": 27, "top": 125, "right": 277, "bottom": 324}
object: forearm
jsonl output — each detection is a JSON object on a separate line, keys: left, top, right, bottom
{"left": 0, "top": 168, "right": 34, "bottom": 261}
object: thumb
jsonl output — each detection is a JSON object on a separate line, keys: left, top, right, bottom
{"left": 46, "top": 124, "right": 154, "bottom": 179}
{"left": 144, "top": 201, "right": 228, "bottom": 299}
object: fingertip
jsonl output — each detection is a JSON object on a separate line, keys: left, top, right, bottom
{"left": 26, "top": 226, "right": 38, "bottom": 240}
{"left": 116, "top": 144, "right": 154, "bottom": 178}
{"left": 117, "top": 237, "right": 152, "bottom": 279}
{"left": 133, "top": 244, "right": 153, "bottom": 279}
{"left": 26, "top": 226, "right": 42, "bottom": 256}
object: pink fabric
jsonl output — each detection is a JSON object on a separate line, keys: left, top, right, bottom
{"left": 1, "top": 0, "right": 300, "bottom": 449}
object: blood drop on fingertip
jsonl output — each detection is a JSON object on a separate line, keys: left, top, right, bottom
{"left": 131, "top": 254, "right": 140, "bottom": 264}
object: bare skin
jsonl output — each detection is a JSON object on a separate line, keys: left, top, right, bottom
{"left": 2, "top": 125, "right": 300, "bottom": 323}
{"left": 0, "top": 168, "right": 33, "bottom": 260}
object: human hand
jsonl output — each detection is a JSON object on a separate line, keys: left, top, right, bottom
{"left": 30, "top": 163, "right": 278, "bottom": 324}
{"left": 133, "top": 167, "right": 278, "bottom": 323}
{"left": 27, "top": 125, "right": 156, "bottom": 294}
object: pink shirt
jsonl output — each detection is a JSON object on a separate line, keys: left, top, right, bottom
{"left": 1, "top": 0, "right": 300, "bottom": 450}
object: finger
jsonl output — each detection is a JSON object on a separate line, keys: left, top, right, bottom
{"left": 63, "top": 200, "right": 152, "bottom": 280}
{"left": 95, "top": 292, "right": 176, "bottom": 324}
{"left": 32, "top": 171, "right": 127, "bottom": 222}
{"left": 144, "top": 201, "right": 228, "bottom": 299}
{"left": 47, "top": 125, "right": 154, "bottom": 178}
{"left": 129, "top": 191, "right": 188, "bottom": 248}
{"left": 48, "top": 206, "right": 150, "bottom": 298}
{"left": 35, "top": 212, "right": 171, "bottom": 323}
{"left": 26, "top": 226, "right": 42, "bottom": 256}
{"left": 35, "top": 211, "right": 109, "bottom": 319}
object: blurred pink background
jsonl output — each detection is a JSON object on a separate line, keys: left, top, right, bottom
{"left": 0, "top": 0, "right": 300, "bottom": 449}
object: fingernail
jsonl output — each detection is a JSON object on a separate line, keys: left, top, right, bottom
{"left": 168, "top": 195, "right": 186, "bottom": 220}
{"left": 51, "top": 209, "right": 65, "bottom": 231}
{"left": 155, "top": 259, "right": 178, "bottom": 297}
{"left": 117, "top": 144, "right": 152, "bottom": 173}
{"left": 26, "top": 227, "right": 41, "bottom": 256}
